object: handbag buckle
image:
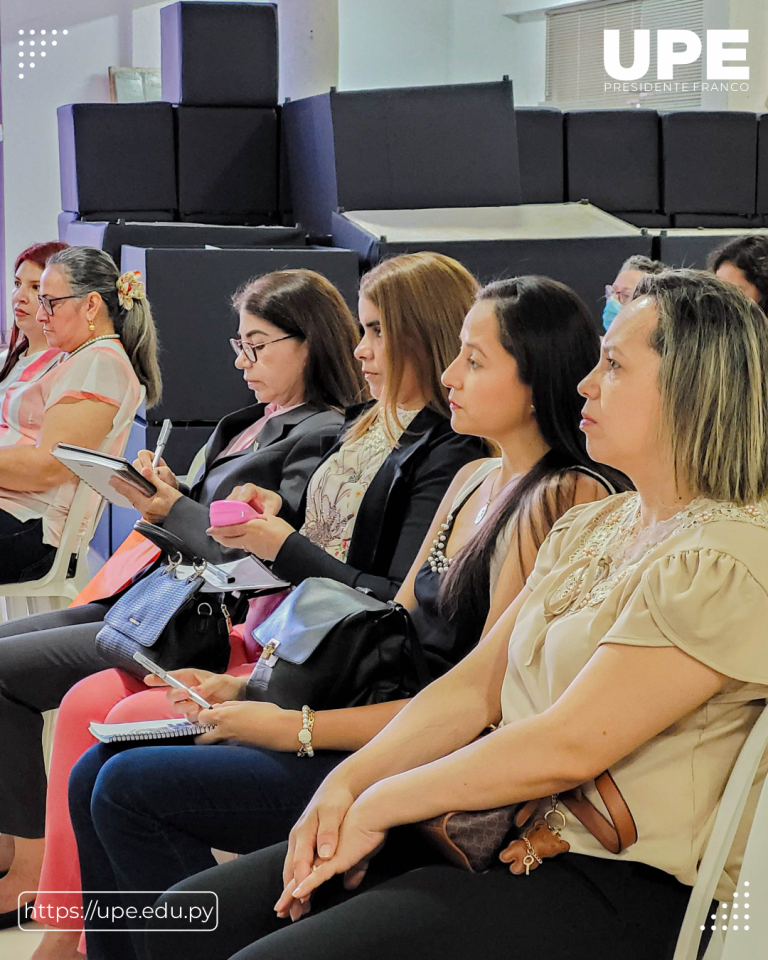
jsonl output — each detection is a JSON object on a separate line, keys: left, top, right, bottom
{"left": 165, "top": 552, "right": 183, "bottom": 574}
{"left": 260, "top": 638, "right": 280, "bottom": 667}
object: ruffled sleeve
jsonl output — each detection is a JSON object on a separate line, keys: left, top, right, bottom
{"left": 44, "top": 346, "right": 135, "bottom": 412}
{"left": 525, "top": 500, "right": 598, "bottom": 593}
{"left": 600, "top": 548, "right": 768, "bottom": 685}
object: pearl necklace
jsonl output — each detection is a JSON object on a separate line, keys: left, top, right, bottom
{"left": 65, "top": 333, "right": 121, "bottom": 360}
{"left": 428, "top": 515, "right": 455, "bottom": 574}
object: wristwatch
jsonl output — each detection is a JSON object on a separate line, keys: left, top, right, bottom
{"left": 297, "top": 704, "right": 315, "bottom": 757}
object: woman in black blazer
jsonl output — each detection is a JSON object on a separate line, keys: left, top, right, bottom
{"left": 210, "top": 253, "right": 487, "bottom": 601}
{"left": 0, "top": 269, "right": 363, "bottom": 926}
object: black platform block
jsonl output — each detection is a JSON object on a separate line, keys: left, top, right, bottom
{"left": 62, "top": 221, "right": 305, "bottom": 268}
{"left": 661, "top": 112, "right": 757, "bottom": 216}
{"left": 515, "top": 107, "right": 564, "bottom": 204}
{"left": 161, "top": 1, "right": 278, "bottom": 107}
{"left": 566, "top": 110, "right": 661, "bottom": 215}
{"left": 58, "top": 103, "right": 177, "bottom": 217}
{"left": 176, "top": 107, "right": 279, "bottom": 225}
{"left": 757, "top": 114, "right": 768, "bottom": 215}
{"left": 332, "top": 206, "right": 651, "bottom": 329}
{"left": 284, "top": 80, "right": 521, "bottom": 235}
{"left": 657, "top": 232, "right": 766, "bottom": 270}
{"left": 671, "top": 214, "right": 763, "bottom": 228}
{"left": 120, "top": 245, "right": 360, "bottom": 421}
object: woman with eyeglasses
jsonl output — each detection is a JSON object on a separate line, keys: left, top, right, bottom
{"left": 0, "top": 267, "right": 363, "bottom": 941}
{"left": 0, "top": 245, "right": 159, "bottom": 584}
{"left": 602, "top": 255, "right": 667, "bottom": 331}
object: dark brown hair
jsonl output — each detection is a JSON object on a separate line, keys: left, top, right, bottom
{"left": 0, "top": 241, "right": 69, "bottom": 383}
{"left": 707, "top": 235, "right": 768, "bottom": 305}
{"left": 438, "top": 276, "right": 630, "bottom": 633}
{"left": 233, "top": 269, "right": 365, "bottom": 411}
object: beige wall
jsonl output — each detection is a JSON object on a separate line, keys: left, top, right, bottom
{"left": 728, "top": 0, "right": 768, "bottom": 110}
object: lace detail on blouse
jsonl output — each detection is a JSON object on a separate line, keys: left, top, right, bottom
{"left": 544, "top": 493, "right": 768, "bottom": 619}
{"left": 300, "top": 408, "right": 421, "bottom": 561}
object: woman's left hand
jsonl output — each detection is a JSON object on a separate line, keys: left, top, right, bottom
{"left": 274, "top": 788, "right": 390, "bottom": 921}
{"left": 195, "top": 701, "right": 301, "bottom": 749}
{"left": 206, "top": 514, "right": 295, "bottom": 561}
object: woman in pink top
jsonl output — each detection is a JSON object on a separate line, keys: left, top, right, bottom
{"left": 0, "top": 242, "right": 69, "bottom": 408}
{"left": 0, "top": 246, "right": 160, "bottom": 584}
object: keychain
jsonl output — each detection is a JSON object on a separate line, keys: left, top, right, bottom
{"left": 499, "top": 797, "right": 570, "bottom": 876}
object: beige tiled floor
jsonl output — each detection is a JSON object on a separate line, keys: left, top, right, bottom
{"left": 0, "top": 922, "right": 44, "bottom": 960}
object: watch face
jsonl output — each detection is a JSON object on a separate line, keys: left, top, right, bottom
{"left": 298, "top": 729, "right": 312, "bottom": 744}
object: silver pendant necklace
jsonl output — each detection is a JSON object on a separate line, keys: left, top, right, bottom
{"left": 474, "top": 469, "right": 503, "bottom": 525}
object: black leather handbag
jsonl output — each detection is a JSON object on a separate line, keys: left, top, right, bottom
{"left": 246, "top": 577, "right": 430, "bottom": 710}
{"left": 95, "top": 521, "right": 246, "bottom": 678}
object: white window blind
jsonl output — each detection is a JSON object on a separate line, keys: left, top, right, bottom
{"left": 545, "top": 0, "right": 704, "bottom": 110}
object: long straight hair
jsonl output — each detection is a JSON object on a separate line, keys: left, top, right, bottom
{"left": 0, "top": 241, "right": 69, "bottom": 383}
{"left": 438, "top": 277, "right": 630, "bottom": 631}
{"left": 347, "top": 252, "right": 479, "bottom": 444}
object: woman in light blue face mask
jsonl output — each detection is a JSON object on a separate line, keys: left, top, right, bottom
{"left": 603, "top": 255, "right": 667, "bottom": 331}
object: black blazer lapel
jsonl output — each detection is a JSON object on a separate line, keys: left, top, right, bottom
{"left": 346, "top": 408, "right": 446, "bottom": 571}
{"left": 204, "top": 403, "right": 267, "bottom": 464}
{"left": 254, "top": 404, "right": 320, "bottom": 450}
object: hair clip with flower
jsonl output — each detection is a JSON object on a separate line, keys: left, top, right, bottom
{"left": 116, "top": 270, "right": 146, "bottom": 311}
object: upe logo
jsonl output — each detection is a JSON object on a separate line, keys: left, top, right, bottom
{"left": 603, "top": 29, "right": 749, "bottom": 93}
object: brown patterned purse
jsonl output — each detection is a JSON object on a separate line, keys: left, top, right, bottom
{"left": 417, "top": 771, "right": 637, "bottom": 874}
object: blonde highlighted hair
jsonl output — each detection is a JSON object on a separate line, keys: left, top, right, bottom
{"left": 634, "top": 269, "right": 768, "bottom": 504}
{"left": 348, "top": 252, "right": 479, "bottom": 444}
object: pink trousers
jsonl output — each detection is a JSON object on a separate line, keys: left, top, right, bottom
{"left": 34, "top": 625, "right": 256, "bottom": 934}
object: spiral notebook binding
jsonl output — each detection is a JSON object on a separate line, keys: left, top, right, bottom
{"left": 111, "top": 723, "right": 215, "bottom": 742}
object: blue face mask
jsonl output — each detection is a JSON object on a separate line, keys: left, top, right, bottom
{"left": 602, "top": 297, "right": 623, "bottom": 332}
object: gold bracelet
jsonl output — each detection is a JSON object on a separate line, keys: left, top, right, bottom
{"left": 297, "top": 705, "right": 315, "bottom": 757}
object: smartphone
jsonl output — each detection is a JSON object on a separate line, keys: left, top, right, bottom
{"left": 209, "top": 500, "right": 262, "bottom": 526}
{"left": 132, "top": 651, "right": 212, "bottom": 709}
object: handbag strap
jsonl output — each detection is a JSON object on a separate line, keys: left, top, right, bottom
{"left": 514, "top": 771, "right": 637, "bottom": 855}
{"left": 560, "top": 771, "right": 637, "bottom": 854}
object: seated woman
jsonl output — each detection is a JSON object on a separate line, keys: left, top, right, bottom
{"left": 0, "top": 242, "right": 68, "bottom": 410}
{"left": 141, "top": 269, "right": 768, "bottom": 960}
{"left": 602, "top": 254, "right": 666, "bottom": 330}
{"left": 0, "top": 244, "right": 157, "bottom": 584}
{"left": 67, "top": 276, "right": 627, "bottom": 960}
{"left": 0, "top": 251, "right": 482, "bottom": 948}
{"left": 0, "top": 267, "right": 363, "bottom": 934}
{"left": 708, "top": 234, "right": 768, "bottom": 305}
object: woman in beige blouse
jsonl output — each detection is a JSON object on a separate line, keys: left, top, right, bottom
{"left": 149, "top": 269, "right": 768, "bottom": 960}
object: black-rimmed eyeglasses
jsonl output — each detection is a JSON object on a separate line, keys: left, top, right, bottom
{"left": 37, "top": 294, "right": 83, "bottom": 317}
{"left": 230, "top": 335, "right": 295, "bottom": 363}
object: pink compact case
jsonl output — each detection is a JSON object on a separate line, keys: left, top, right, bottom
{"left": 209, "top": 500, "right": 261, "bottom": 526}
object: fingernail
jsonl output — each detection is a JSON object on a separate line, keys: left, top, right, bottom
{"left": 319, "top": 845, "right": 332, "bottom": 858}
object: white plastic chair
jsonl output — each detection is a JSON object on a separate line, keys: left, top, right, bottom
{"left": 0, "top": 481, "right": 107, "bottom": 620}
{"left": 673, "top": 703, "right": 768, "bottom": 960}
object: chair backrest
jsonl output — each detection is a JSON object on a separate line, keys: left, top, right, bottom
{"left": 673, "top": 703, "right": 768, "bottom": 960}
{"left": 719, "top": 750, "right": 768, "bottom": 958}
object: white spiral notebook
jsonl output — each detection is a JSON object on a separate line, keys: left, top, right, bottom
{"left": 89, "top": 718, "right": 214, "bottom": 743}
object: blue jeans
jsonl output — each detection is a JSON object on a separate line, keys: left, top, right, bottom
{"left": 69, "top": 740, "right": 347, "bottom": 960}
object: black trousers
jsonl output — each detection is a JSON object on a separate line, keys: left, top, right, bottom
{"left": 144, "top": 835, "right": 691, "bottom": 960}
{"left": 0, "top": 602, "right": 112, "bottom": 836}
{"left": 0, "top": 511, "right": 57, "bottom": 583}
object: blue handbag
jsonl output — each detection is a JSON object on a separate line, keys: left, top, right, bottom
{"left": 95, "top": 545, "right": 236, "bottom": 679}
